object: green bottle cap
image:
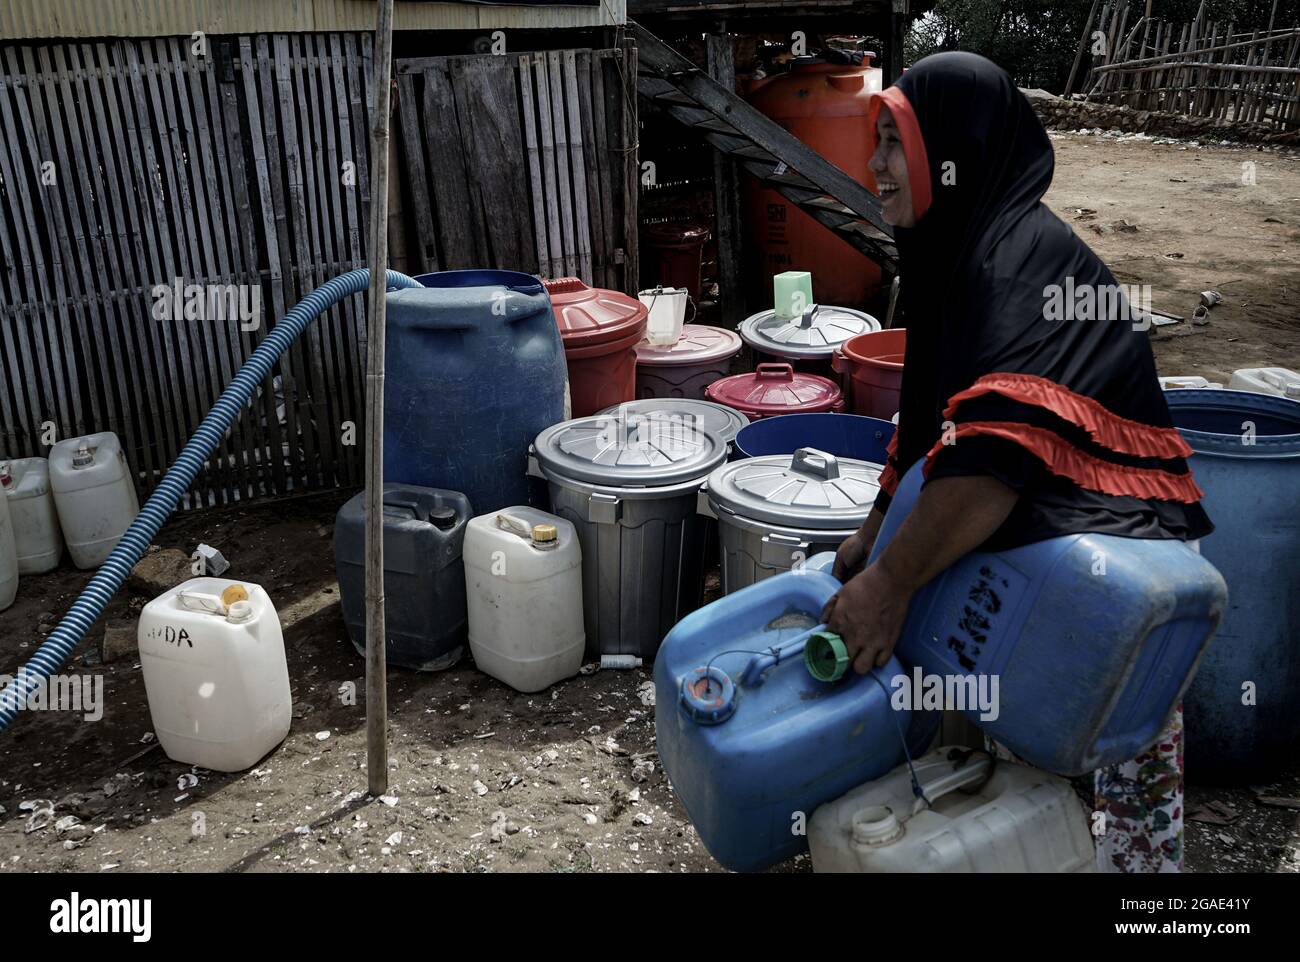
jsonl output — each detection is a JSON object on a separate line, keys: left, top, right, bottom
{"left": 805, "top": 630, "right": 850, "bottom": 682}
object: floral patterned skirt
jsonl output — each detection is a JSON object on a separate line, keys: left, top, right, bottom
{"left": 987, "top": 704, "right": 1184, "bottom": 873}
{"left": 1093, "top": 704, "right": 1184, "bottom": 873}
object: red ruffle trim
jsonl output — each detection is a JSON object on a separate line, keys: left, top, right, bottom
{"left": 923, "top": 421, "right": 1204, "bottom": 503}
{"left": 943, "top": 373, "right": 1192, "bottom": 459}
{"left": 879, "top": 427, "right": 901, "bottom": 496}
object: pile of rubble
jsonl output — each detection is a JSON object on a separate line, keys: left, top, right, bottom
{"left": 1021, "top": 88, "right": 1300, "bottom": 147}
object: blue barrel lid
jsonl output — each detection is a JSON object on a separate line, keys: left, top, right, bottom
{"left": 1166, "top": 389, "right": 1300, "bottom": 458}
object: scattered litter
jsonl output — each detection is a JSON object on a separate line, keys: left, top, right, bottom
{"left": 385, "top": 831, "right": 403, "bottom": 846}
{"left": 1254, "top": 795, "right": 1300, "bottom": 811}
{"left": 1199, "top": 290, "right": 1223, "bottom": 308}
{"left": 315, "top": 730, "right": 331, "bottom": 741}
{"left": 582, "top": 812, "right": 599, "bottom": 825}
{"left": 636, "top": 681, "right": 656, "bottom": 707}
{"left": 54, "top": 815, "right": 82, "bottom": 833}
{"left": 473, "top": 732, "right": 496, "bottom": 740}
{"left": 194, "top": 543, "right": 230, "bottom": 576}
{"left": 294, "top": 826, "right": 311, "bottom": 835}
{"left": 251, "top": 768, "right": 272, "bottom": 779}
{"left": 379, "top": 794, "right": 399, "bottom": 807}
{"left": 1164, "top": 252, "right": 1185, "bottom": 259}
{"left": 631, "top": 759, "right": 655, "bottom": 784}
{"left": 1192, "top": 305, "right": 1211, "bottom": 326}
{"left": 177, "top": 773, "right": 199, "bottom": 790}
{"left": 633, "top": 813, "right": 653, "bottom": 826}
{"left": 471, "top": 780, "right": 488, "bottom": 796}
{"left": 139, "top": 732, "right": 156, "bottom": 744}
{"left": 579, "top": 662, "right": 600, "bottom": 675}
{"left": 174, "top": 794, "right": 190, "bottom": 803}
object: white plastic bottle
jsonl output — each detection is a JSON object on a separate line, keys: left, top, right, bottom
{"left": 49, "top": 432, "right": 139, "bottom": 569}
{"left": 808, "top": 747, "right": 1095, "bottom": 873}
{"left": 2, "top": 458, "right": 64, "bottom": 573}
{"left": 0, "top": 489, "right": 18, "bottom": 612}
{"left": 137, "top": 578, "right": 292, "bottom": 772}
{"left": 463, "top": 507, "right": 585, "bottom": 692}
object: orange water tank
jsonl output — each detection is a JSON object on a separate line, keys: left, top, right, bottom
{"left": 745, "top": 58, "right": 884, "bottom": 308}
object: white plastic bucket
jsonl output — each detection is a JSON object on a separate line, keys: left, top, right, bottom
{"left": 638, "top": 287, "right": 688, "bottom": 346}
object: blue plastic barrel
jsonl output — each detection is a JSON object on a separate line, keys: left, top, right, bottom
{"left": 384, "top": 270, "right": 567, "bottom": 514}
{"left": 734, "top": 412, "right": 894, "bottom": 463}
{"left": 1166, "top": 389, "right": 1300, "bottom": 782}
{"left": 655, "top": 569, "right": 933, "bottom": 872}
{"left": 870, "top": 461, "right": 1227, "bottom": 776}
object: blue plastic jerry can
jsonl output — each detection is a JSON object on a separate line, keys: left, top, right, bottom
{"left": 654, "top": 569, "right": 935, "bottom": 873}
{"left": 869, "top": 462, "right": 1228, "bottom": 775}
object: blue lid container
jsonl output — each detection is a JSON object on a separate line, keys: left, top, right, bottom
{"left": 871, "top": 461, "right": 1228, "bottom": 775}
{"left": 735, "top": 412, "right": 894, "bottom": 463}
{"left": 654, "top": 569, "right": 925, "bottom": 872}
{"left": 384, "top": 270, "right": 567, "bottom": 514}
{"left": 1165, "top": 389, "right": 1300, "bottom": 782}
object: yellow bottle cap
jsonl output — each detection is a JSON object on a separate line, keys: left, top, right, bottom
{"left": 221, "top": 584, "right": 250, "bottom": 608}
{"left": 531, "top": 523, "right": 558, "bottom": 544}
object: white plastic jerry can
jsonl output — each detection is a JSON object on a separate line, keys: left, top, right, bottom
{"left": 1227, "top": 367, "right": 1300, "bottom": 400}
{"left": 1158, "top": 375, "right": 1222, "bottom": 391}
{"left": 1, "top": 458, "right": 64, "bottom": 574}
{"left": 463, "top": 507, "right": 585, "bottom": 693}
{"left": 808, "top": 747, "right": 1096, "bottom": 873}
{"left": 138, "top": 578, "right": 292, "bottom": 772}
{"left": 0, "top": 490, "right": 18, "bottom": 612}
{"left": 49, "top": 432, "right": 139, "bottom": 570}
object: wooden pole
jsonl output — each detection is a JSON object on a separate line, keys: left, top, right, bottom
{"left": 1065, "top": 0, "right": 1103, "bottom": 97}
{"left": 365, "top": 0, "right": 395, "bottom": 798}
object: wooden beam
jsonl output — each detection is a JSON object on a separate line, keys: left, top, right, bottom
{"left": 707, "top": 32, "right": 743, "bottom": 325}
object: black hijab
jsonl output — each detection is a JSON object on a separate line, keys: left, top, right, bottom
{"left": 876, "top": 52, "right": 1211, "bottom": 547}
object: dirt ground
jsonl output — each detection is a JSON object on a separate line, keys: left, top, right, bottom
{"left": 2, "top": 132, "right": 1298, "bottom": 874}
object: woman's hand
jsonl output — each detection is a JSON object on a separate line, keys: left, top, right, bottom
{"left": 819, "top": 562, "right": 916, "bottom": 675}
{"left": 832, "top": 508, "right": 885, "bottom": 582}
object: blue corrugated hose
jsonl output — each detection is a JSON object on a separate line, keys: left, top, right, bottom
{"left": 0, "top": 268, "right": 420, "bottom": 731}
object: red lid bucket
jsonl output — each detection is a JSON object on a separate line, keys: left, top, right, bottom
{"left": 546, "top": 277, "right": 648, "bottom": 417}
{"left": 832, "top": 328, "right": 906, "bottom": 420}
{"left": 704, "top": 363, "right": 845, "bottom": 421}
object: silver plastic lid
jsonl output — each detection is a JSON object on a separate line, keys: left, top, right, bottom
{"left": 739, "top": 304, "right": 881, "bottom": 359}
{"left": 705, "top": 447, "right": 882, "bottom": 529}
{"left": 534, "top": 414, "right": 727, "bottom": 488}
{"left": 596, "top": 398, "right": 749, "bottom": 445}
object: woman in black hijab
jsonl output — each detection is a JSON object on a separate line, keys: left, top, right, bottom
{"left": 820, "top": 52, "right": 1210, "bottom": 872}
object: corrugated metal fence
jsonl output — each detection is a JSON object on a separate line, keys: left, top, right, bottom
{"left": 0, "top": 35, "right": 638, "bottom": 509}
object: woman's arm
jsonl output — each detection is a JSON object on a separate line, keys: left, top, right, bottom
{"left": 830, "top": 505, "right": 885, "bottom": 581}
{"left": 821, "top": 474, "right": 1019, "bottom": 674}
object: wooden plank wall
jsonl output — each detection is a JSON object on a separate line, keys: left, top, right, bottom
{"left": 395, "top": 47, "right": 638, "bottom": 293}
{"left": 0, "top": 37, "right": 640, "bottom": 510}
{"left": 0, "top": 32, "right": 376, "bottom": 508}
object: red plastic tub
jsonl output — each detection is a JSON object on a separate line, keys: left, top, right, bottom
{"left": 705, "top": 363, "right": 844, "bottom": 422}
{"left": 546, "top": 278, "right": 648, "bottom": 418}
{"left": 832, "top": 328, "right": 906, "bottom": 420}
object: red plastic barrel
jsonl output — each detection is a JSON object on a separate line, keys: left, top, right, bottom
{"left": 705, "top": 363, "right": 844, "bottom": 422}
{"left": 644, "top": 222, "right": 710, "bottom": 301}
{"left": 745, "top": 60, "right": 884, "bottom": 306}
{"left": 546, "top": 278, "right": 648, "bottom": 417}
{"left": 831, "top": 328, "right": 906, "bottom": 419}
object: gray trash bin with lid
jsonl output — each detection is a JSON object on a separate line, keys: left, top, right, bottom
{"left": 532, "top": 413, "right": 728, "bottom": 661}
{"left": 702, "top": 447, "right": 883, "bottom": 594}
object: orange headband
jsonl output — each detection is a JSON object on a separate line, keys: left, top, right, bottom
{"left": 867, "top": 87, "right": 932, "bottom": 222}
